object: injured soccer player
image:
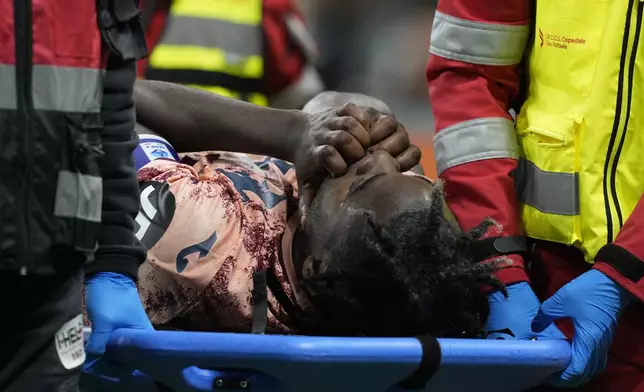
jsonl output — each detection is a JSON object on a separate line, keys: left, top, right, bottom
{"left": 133, "top": 83, "right": 507, "bottom": 338}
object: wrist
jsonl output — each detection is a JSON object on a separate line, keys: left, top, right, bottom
{"left": 283, "top": 109, "right": 309, "bottom": 163}
{"left": 595, "top": 243, "right": 644, "bottom": 304}
{"left": 86, "top": 272, "right": 134, "bottom": 284}
{"left": 488, "top": 281, "right": 532, "bottom": 300}
{"left": 480, "top": 254, "right": 529, "bottom": 293}
{"left": 590, "top": 267, "right": 636, "bottom": 310}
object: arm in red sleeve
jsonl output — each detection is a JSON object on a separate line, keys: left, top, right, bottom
{"left": 136, "top": 0, "right": 170, "bottom": 78}
{"left": 262, "top": 0, "right": 324, "bottom": 109}
{"left": 427, "top": 0, "right": 531, "bottom": 285}
{"left": 594, "top": 197, "right": 644, "bottom": 303}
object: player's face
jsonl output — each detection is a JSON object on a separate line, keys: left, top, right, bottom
{"left": 313, "top": 150, "right": 402, "bottom": 214}
{"left": 304, "top": 150, "right": 447, "bottom": 257}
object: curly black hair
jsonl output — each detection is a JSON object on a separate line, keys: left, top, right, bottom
{"left": 299, "top": 184, "right": 508, "bottom": 338}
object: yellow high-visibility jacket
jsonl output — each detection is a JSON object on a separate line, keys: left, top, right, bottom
{"left": 147, "top": 0, "right": 268, "bottom": 106}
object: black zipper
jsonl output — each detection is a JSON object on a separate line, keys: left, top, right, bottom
{"left": 14, "top": 0, "right": 34, "bottom": 274}
{"left": 610, "top": 0, "right": 643, "bottom": 232}
{"left": 603, "top": 0, "right": 637, "bottom": 243}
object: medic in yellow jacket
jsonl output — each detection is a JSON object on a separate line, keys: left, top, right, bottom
{"left": 427, "top": 0, "right": 644, "bottom": 390}
{"left": 137, "top": 0, "right": 324, "bottom": 109}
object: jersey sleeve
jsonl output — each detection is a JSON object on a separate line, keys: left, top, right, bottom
{"left": 426, "top": 0, "right": 532, "bottom": 285}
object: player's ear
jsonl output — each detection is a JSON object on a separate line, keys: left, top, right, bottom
{"left": 301, "top": 255, "right": 323, "bottom": 280}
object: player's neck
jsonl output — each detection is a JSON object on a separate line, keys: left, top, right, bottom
{"left": 290, "top": 226, "right": 310, "bottom": 276}
{"left": 280, "top": 214, "right": 319, "bottom": 319}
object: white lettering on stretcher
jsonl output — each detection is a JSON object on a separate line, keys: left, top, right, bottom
{"left": 55, "top": 314, "right": 86, "bottom": 370}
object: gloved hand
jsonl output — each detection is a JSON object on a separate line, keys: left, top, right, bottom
{"left": 531, "top": 269, "right": 633, "bottom": 388}
{"left": 486, "top": 282, "right": 566, "bottom": 340}
{"left": 85, "top": 272, "right": 153, "bottom": 356}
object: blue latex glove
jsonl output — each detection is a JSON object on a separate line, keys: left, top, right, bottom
{"left": 531, "top": 269, "right": 633, "bottom": 388}
{"left": 486, "top": 282, "right": 566, "bottom": 340}
{"left": 85, "top": 272, "right": 153, "bottom": 356}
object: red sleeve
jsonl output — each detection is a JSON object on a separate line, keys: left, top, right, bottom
{"left": 427, "top": 0, "right": 531, "bottom": 285}
{"left": 594, "top": 197, "right": 644, "bottom": 303}
{"left": 263, "top": 0, "right": 324, "bottom": 108}
{"left": 136, "top": 0, "right": 170, "bottom": 78}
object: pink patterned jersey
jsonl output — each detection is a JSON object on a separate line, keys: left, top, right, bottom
{"left": 135, "top": 152, "right": 299, "bottom": 333}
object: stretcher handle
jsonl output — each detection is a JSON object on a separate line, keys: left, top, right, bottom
{"left": 104, "top": 329, "right": 571, "bottom": 369}
{"left": 96, "top": 329, "right": 571, "bottom": 392}
{"left": 104, "top": 329, "right": 427, "bottom": 391}
{"left": 105, "top": 329, "right": 424, "bottom": 367}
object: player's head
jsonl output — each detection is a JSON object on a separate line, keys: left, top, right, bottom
{"left": 297, "top": 93, "right": 506, "bottom": 338}
{"left": 302, "top": 91, "right": 393, "bottom": 116}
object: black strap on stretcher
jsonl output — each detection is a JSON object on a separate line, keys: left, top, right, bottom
{"left": 251, "top": 269, "right": 269, "bottom": 334}
{"left": 470, "top": 235, "right": 529, "bottom": 262}
{"left": 251, "top": 266, "right": 314, "bottom": 334}
{"left": 252, "top": 269, "right": 442, "bottom": 390}
{"left": 397, "top": 336, "right": 442, "bottom": 390}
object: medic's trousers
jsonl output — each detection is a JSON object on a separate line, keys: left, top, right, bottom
{"left": 0, "top": 268, "right": 84, "bottom": 392}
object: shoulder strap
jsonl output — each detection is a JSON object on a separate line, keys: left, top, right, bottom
{"left": 250, "top": 269, "right": 269, "bottom": 334}
{"left": 470, "top": 236, "right": 529, "bottom": 262}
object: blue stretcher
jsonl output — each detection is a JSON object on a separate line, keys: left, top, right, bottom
{"left": 81, "top": 329, "right": 571, "bottom": 392}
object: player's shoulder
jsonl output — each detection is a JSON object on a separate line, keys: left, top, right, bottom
{"left": 249, "top": 155, "right": 295, "bottom": 175}
{"left": 137, "top": 159, "right": 199, "bottom": 183}
{"left": 190, "top": 152, "right": 293, "bottom": 180}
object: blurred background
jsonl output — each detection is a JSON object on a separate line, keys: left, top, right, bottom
{"left": 296, "top": 0, "right": 439, "bottom": 177}
{"left": 140, "top": 0, "right": 439, "bottom": 175}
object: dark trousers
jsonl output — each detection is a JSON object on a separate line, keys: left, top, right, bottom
{"left": 0, "top": 268, "right": 84, "bottom": 392}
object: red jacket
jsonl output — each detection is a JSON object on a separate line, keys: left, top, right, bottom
{"left": 138, "top": 0, "right": 323, "bottom": 108}
{"left": 426, "top": 0, "right": 644, "bottom": 303}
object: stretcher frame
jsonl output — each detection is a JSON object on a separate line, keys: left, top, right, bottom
{"left": 81, "top": 328, "right": 570, "bottom": 392}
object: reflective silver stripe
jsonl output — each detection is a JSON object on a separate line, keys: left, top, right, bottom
{"left": 433, "top": 117, "right": 519, "bottom": 175}
{"left": 430, "top": 11, "right": 529, "bottom": 66}
{"left": 0, "top": 65, "right": 17, "bottom": 110}
{"left": 284, "top": 13, "right": 319, "bottom": 62}
{"left": 54, "top": 170, "right": 103, "bottom": 223}
{"left": 515, "top": 160, "right": 580, "bottom": 216}
{"left": 33, "top": 65, "right": 103, "bottom": 113}
{"left": 160, "top": 15, "right": 261, "bottom": 57}
{"left": 0, "top": 64, "right": 102, "bottom": 112}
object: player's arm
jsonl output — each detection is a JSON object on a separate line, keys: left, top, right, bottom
{"left": 134, "top": 79, "right": 311, "bottom": 162}
{"left": 594, "top": 197, "right": 644, "bottom": 303}
{"left": 427, "top": 0, "right": 531, "bottom": 284}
